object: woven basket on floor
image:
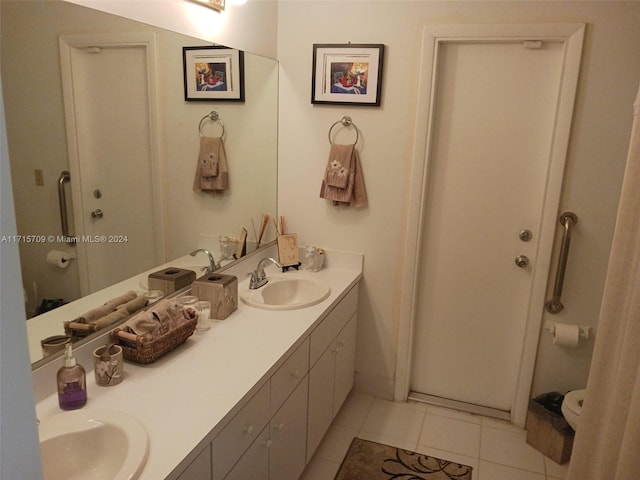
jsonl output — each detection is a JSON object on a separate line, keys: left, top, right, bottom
{"left": 112, "top": 316, "right": 197, "bottom": 364}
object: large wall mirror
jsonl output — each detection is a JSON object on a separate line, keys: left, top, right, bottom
{"left": 0, "top": 0, "right": 278, "bottom": 366}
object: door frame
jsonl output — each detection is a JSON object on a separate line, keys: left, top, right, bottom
{"left": 394, "top": 23, "right": 584, "bottom": 426}
{"left": 58, "top": 32, "right": 166, "bottom": 295}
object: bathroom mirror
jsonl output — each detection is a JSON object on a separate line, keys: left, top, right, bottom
{"left": 0, "top": 0, "right": 278, "bottom": 366}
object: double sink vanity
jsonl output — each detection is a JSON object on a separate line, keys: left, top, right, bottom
{"left": 34, "top": 245, "right": 363, "bottom": 480}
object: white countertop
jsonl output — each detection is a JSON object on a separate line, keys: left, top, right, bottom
{"left": 35, "top": 251, "right": 362, "bottom": 480}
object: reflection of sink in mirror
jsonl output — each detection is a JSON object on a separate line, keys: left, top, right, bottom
{"left": 39, "top": 409, "right": 148, "bottom": 480}
{"left": 241, "top": 273, "right": 331, "bottom": 310}
{"left": 136, "top": 233, "right": 258, "bottom": 290}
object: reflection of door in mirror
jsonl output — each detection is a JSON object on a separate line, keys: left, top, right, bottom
{"left": 59, "top": 33, "right": 165, "bottom": 295}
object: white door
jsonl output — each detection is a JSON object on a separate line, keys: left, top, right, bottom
{"left": 59, "top": 33, "right": 164, "bottom": 294}
{"left": 407, "top": 25, "right": 584, "bottom": 420}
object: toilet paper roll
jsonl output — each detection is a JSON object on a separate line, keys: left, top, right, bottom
{"left": 46, "top": 250, "right": 74, "bottom": 269}
{"left": 553, "top": 323, "right": 580, "bottom": 348}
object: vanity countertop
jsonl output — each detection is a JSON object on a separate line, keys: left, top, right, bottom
{"left": 35, "top": 251, "right": 363, "bottom": 480}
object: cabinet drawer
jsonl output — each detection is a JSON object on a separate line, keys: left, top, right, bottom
{"left": 270, "top": 338, "right": 309, "bottom": 415}
{"left": 212, "top": 382, "right": 270, "bottom": 480}
{"left": 309, "top": 284, "right": 358, "bottom": 366}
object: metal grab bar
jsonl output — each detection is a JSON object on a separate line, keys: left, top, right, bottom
{"left": 57, "top": 170, "right": 75, "bottom": 246}
{"left": 545, "top": 212, "right": 578, "bottom": 313}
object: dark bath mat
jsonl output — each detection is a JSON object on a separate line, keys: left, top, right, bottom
{"left": 334, "top": 437, "right": 473, "bottom": 480}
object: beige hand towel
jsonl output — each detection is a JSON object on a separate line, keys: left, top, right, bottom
{"left": 74, "top": 290, "right": 138, "bottom": 324}
{"left": 193, "top": 136, "right": 229, "bottom": 192}
{"left": 324, "top": 144, "right": 353, "bottom": 189}
{"left": 104, "top": 290, "right": 138, "bottom": 310}
{"left": 91, "top": 307, "right": 129, "bottom": 329}
{"left": 121, "top": 311, "right": 162, "bottom": 341}
{"left": 319, "top": 145, "right": 367, "bottom": 208}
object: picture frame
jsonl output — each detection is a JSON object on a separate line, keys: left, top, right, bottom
{"left": 277, "top": 234, "right": 300, "bottom": 267}
{"left": 183, "top": 46, "right": 244, "bottom": 102}
{"left": 190, "top": 0, "right": 225, "bottom": 12}
{"left": 311, "top": 44, "right": 385, "bottom": 106}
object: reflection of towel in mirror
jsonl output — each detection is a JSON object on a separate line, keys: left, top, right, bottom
{"left": 319, "top": 144, "right": 367, "bottom": 208}
{"left": 80, "top": 293, "right": 148, "bottom": 329}
{"left": 193, "top": 136, "right": 229, "bottom": 192}
{"left": 75, "top": 290, "right": 138, "bottom": 324}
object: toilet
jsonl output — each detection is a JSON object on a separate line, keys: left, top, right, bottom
{"left": 561, "top": 389, "right": 586, "bottom": 430}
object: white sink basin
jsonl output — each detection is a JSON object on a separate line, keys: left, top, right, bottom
{"left": 241, "top": 274, "right": 331, "bottom": 310}
{"left": 39, "top": 409, "right": 149, "bottom": 480}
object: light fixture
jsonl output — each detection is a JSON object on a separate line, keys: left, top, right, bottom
{"left": 192, "top": 0, "right": 225, "bottom": 12}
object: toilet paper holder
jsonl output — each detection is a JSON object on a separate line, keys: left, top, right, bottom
{"left": 544, "top": 321, "right": 591, "bottom": 340}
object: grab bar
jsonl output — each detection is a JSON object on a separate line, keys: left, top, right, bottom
{"left": 57, "top": 170, "right": 75, "bottom": 246}
{"left": 545, "top": 212, "right": 578, "bottom": 313}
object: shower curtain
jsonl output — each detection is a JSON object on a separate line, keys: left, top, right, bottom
{"left": 566, "top": 83, "right": 640, "bottom": 479}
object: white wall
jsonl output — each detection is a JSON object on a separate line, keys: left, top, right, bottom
{"left": 277, "top": 1, "right": 640, "bottom": 399}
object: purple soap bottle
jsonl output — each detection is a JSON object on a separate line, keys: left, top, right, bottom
{"left": 57, "top": 343, "right": 87, "bottom": 410}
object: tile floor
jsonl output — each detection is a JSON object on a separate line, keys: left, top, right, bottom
{"left": 300, "top": 392, "right": 569, "bottom": 480}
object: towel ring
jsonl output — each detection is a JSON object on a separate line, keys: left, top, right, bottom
{"left": 199, "top": 111, "right": 225, "bottom": 138}
{"left": 328, "top": 116, "right": 359, "bottom": 145}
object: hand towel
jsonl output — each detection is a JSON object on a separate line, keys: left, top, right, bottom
{"left": 75, "top": 290, "right": 138, "bottom": 324}
{"left": 92, "top": 307, "right": 130, "bottom": 329}
{"left": 319, "top": 144, "right": 367, "bottom": 208}
{"left": 103, "top": 290, "right": 138, "bottom": 309}
{"left": 193, "top": 136, "right": 229, "bottom": 192}
{"left": 324, "top": 144, "right": 353, "bottom": 189}
{"left": 121, "top": 311, "right": 162, "bottom": 341}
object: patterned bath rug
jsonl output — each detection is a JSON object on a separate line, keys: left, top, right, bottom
{"left": 334, "top": 437, "right": 473, "bottom": 480}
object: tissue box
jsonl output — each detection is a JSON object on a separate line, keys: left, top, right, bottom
{"left": 148, "top": 267, "right": 196, "bottom": 296}
{"left": 191, "top": 273, "right": 238, "bottom": 320}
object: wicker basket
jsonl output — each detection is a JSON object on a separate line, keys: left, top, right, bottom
{"left": 112, "top": 316, "right": 197, "bottom": 364}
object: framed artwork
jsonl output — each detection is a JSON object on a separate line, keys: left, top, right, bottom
{"left": 183, "top": 46, "right": 244, "bottom": 102}
{"left": 311, "top": 44, "right": 385, "bottom": 106}
{"left": 191, "top": 0, "right": 225, "bottom": 12}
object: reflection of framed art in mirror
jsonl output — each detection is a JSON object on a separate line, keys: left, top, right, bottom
{"left": 183, "top": 46, "right": 245, "bottom": 102}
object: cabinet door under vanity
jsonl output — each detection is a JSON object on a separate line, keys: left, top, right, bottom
{"left": 307, "top": 286, "right": 359, "bottom": 461}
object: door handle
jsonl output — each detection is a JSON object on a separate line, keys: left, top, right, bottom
{"left": 90, "top": 209, "right": 104, "bottom": 219}
{"left": 515, "top": 255, "right": 529, "bottom": 268}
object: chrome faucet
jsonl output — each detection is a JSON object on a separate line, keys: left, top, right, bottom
{"left": 190, "top": 248, "right": 220, "bottom": 273}
{"left": 249, "top": 257, "right": 283, "bottom": 289}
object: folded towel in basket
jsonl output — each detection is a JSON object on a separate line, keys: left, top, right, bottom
{"left": 320, "top": 144, "right": 367, "bottom": 208}
{"left": 120, "top": 298, "right": 193, "bottom": 341}
{"left": 121, "top": 311, "right": 162, "bottom": 341}
{"left": 193, "top": 136, "right": 229, "bottom": 192}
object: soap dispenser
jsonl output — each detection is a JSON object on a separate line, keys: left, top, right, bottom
{"left": 57, "top": 343, "right": 87, "bottom": 410}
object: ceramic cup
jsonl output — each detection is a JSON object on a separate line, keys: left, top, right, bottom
{"left": 93, "top": 344, "right": 124, "bottom": 387}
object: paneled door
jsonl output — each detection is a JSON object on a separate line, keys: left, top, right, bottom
{"left": 407, "top": 24, "right": 584, "bottom": 422}
{"left": 59, "top": 33, "right": 164, "bottom": 294}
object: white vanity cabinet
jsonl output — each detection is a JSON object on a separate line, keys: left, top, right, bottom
{"left": 307, "top": 285, "right": 359, "bottom": 460}
{"left": 170, "top": 281, "right": 360, "bottom": 480}
{"left": 176, "top": 444, "right": 212, "bottom": 480}
{"left": 222, "top": 339, "right": 310, "bottom": 480}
